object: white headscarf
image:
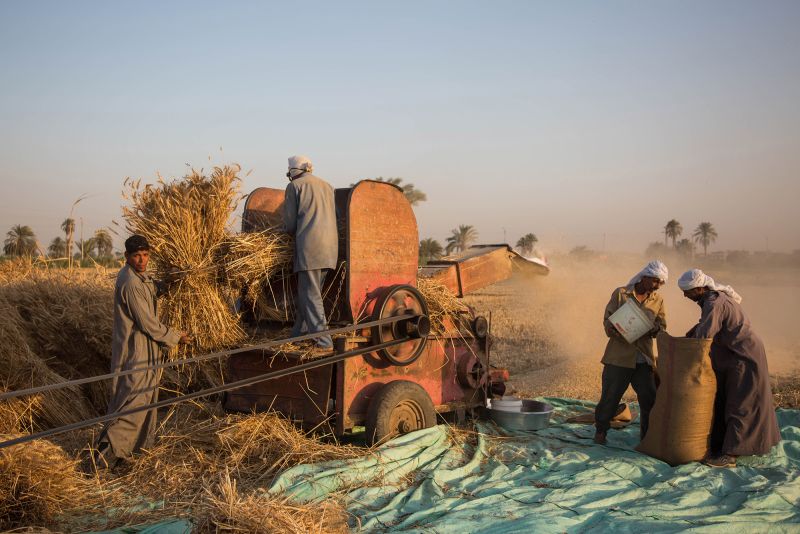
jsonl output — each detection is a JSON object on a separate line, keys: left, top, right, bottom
{"left": 626, "top": 260, "right": 669, "bottom": 287}
{"left": 678, "top": 269, "right": 742, "bottom": 303}
{"left": 288, "top": 155, "right": 313, "bottom": 178}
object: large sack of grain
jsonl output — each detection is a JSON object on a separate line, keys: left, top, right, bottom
{"left": 636, "top": 332, "right": 716, "bottom": 465}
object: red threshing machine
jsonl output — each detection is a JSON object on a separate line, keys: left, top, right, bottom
{"left": 223, "top": 180, "right": 548, "bottom": 444}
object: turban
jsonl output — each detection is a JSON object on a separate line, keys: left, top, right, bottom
{"left": 288, "top": 155, "right": 313, "bottom": 178}
{"left": 124, "top": 234, "right": 150, "bottom": 254}
{"left": 678, "top": 269, "right": 742, "bottom": 303}
{"left": 626, "top": 260, "right": 669, "bottom": 288}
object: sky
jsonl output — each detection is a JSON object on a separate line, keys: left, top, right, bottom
{"left": 1, "top": 1, "right": 798, "bottom": 255}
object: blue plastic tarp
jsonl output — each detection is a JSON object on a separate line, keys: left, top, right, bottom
{"left": 268, "top": 398, "right": 800, "bottom": 532}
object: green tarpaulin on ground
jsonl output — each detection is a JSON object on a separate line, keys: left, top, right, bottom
{"left": 268, "top": 398, "right": 800, "bottom": 532}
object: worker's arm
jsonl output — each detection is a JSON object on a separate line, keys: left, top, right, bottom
{"left": 123, "top": 283, "right": 183, "bottom": 348}
{"left": 283, "top": 183, "right": 298, "bottom": 235}
{"left": 650, "top": 299, "right": 667, "bottom": 337}
{"left": 691, "top": 299, "right": 724, "bottom": 340}
{"left": 603, "top": 289, "right": 625, "bottom": 341}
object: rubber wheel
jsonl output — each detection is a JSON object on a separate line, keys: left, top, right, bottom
{"left": 365, "top": 380, "right": 437, "bottom": 446}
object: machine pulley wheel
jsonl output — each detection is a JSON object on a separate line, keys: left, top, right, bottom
{"left": 372, "top": 284, "right": 429, "bottom": 366}
{"left": 365, "top": 380, "right": 437, "bottom": 445}
{"left": 457, "top": 355, "right": 489, "bottom": 389}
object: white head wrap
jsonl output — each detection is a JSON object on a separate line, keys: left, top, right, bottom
{"left": 678, "top": 269, "right": 742, "bottom": 303}
{"left": 288, "top": 155, "right": 313, "bottom": 178}
{"left": 626, "top": 260, "right": 669, "bottom": 288}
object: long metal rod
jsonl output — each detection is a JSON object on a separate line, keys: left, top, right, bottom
{"left": 0, "top": 336, "right": 411, "bottom": 449}
{"left": 0, "top": 314, "right": 414, "bottom": 401}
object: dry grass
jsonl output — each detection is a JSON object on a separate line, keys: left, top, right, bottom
{"left": 0, "top": 401, "right": 369, "bottom": 532}
{"left": 201, "top": 471, "right": 349, "bottom": 533}
{"left": 0, "top": 291, "right": 95, "bottom": 430}
{"left": 416, "top": 277, "right": 471, "bottom": 335}
{"left": 0, "top": 436, "right": 102, "bottom": 530}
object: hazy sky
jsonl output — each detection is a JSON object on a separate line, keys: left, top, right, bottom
{"left": 1, "top": 1, "right": 798, "bottom": 254}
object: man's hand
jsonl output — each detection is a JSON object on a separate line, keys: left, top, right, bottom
{"left": 179, "top": 332, "right": 193, "bottom": 345}
{"left": 649, "top": 324, "right": 662, "bottom": 338}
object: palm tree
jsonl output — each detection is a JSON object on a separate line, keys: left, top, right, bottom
{"left": 48, "top": 237, "right": 67, "bottom": 258}
{"left": 693, "top": 222, "right": 718, "bottom": 256}
{"left": 61, "top": 218, "right": 76, "bottom": 261}
{"left": 75, "top": 238, "right": 97, "bottom": 259}
{"left": 664, "top": 219, "right": 683, "bottom": 248}
{"left": 4, "top": 225, "right": 38, "bottom": 256}
{"left": 515, "top": 233, "right": 538, "bottom": 256}
{"left": 372, "top": 177, "right": 427, "bottom": 206}
{"left": 419, "top": 238, "right": 444, "bottom": 265}
{"left": 94, "top": 229, "right": 114, "bottom": 258}
{"left": 445, "top": 225, "right": 478, "bottom": 254}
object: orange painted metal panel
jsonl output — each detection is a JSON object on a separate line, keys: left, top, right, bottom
{"left": 346, "top": 181, "right": 418, "bottom": 322}
{"left": 242, "top": 187, "right": 285, "bottom": 231}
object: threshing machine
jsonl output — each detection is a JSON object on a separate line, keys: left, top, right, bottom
{"left": 223, "top": 180, "right": 548, "bottom": 444}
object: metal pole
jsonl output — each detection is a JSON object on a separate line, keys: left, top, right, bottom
{"left": 0, "top": 314, "right": 416, "bottom": 401}
{"left": 0, "top": 336, "right": 412, "bottom": 449}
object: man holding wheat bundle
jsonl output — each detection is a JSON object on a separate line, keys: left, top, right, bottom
{"left": 92, "top": 235, "right": 190, "bottom": 469}
{"left": 594, "top": 260, "right": 668, "bottom": 445}
{"left": 284, "top": 155, "right": 338, "bottom": 356}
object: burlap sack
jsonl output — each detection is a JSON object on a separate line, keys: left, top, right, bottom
{"left": 636, "top": 332, "right": 716, "bottom": 465}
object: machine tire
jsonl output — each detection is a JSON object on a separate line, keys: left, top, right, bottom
{"left": 365, "top": 380, "right": 437, "bottom": 446}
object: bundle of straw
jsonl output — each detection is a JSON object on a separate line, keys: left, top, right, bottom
{"left": 416, "top": 277, "right": 471, "bottom": 335}
{"left": 0, "top": 438, "right": 97, "bottom": 530}
{"left": 122, "top": 166, "right": 246, "bottom": 359}
{"left": 217, "top": 229, "right": 294, "bottom": 322}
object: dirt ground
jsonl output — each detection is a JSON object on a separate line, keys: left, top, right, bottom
{"left": 464, "top": 255, "right": 800, "bottom": 404}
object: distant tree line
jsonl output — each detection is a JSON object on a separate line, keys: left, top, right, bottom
{"left": 3, "top": 218, "right": 118, "bottom": 266}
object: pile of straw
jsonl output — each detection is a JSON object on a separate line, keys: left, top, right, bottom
{"left": 122, "top": 166, "right": 247, "bottom": 358}
{"left": 0, "top": 437, "right": 99, "bottom": 530}
{"left": 0, "top": 291, "right": 94, "bottom": 430}
{"left": 201, "top": 471, "right": 349, "bottom": 533}
{"left": 0, "top": 402, "right": 367, "bottom": 532}
{"left": 416, "top": 277, "right": 471, "bottom": 335}
{"left": 0, "top": 268, "right": 115, "bottom": 411}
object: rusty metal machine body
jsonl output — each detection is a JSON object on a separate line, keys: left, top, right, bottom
{"left": 225, "top": 180, "right": 545, "bottom": 441}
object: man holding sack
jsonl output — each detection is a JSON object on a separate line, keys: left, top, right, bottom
{"left": 679, "top": 269, "right": 780, "bottom": 467}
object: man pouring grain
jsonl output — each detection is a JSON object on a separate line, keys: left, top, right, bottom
{"left": 594, "top": 260, "right": 668, "bottom": 445}
{"left": 284, "top": 155, "right": 338, "bottom": 355}
{"left": 679, "top": 269, "right": 780, "bottom": 467}
{"left": 93, "top": 235, "right": 190, "bottom": 469}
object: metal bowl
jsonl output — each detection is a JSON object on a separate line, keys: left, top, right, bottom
{"left": 487, "top": 399, "right": 554, "bottom": 431}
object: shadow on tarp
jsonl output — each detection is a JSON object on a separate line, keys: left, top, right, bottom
{"left": 268, "top": 397, "right": 800, "bottom": 533}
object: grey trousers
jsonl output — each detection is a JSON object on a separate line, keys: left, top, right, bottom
{"left": 292, "top": 269, "right": 332, "bottom": 348}
{"left": 595, "top": 363, "right": 656, "bottom": 438}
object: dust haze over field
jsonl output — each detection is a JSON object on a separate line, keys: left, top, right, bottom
{"left": 465, "top": 256, "right": 800, "bottom": 401}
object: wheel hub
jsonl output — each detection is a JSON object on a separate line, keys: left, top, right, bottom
{"left": 389, "top": 399, "right": 425, "bottom": 435}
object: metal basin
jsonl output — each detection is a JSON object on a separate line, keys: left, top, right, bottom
{"left": 487, "top": 399, "right": 554, "bottom": 431}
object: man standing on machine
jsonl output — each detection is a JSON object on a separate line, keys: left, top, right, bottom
{"left": 284, "top": 155, "right": 338, "bottom": 355}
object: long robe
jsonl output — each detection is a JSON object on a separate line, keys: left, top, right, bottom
{"left": 283, "top": 173, "right": 338, "bottom": 273}
{"left": 689, "top": 291, "right": 780, "bottom": 456}
{"left": 96, "top": 265, "right": 181, "bottom": 459}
